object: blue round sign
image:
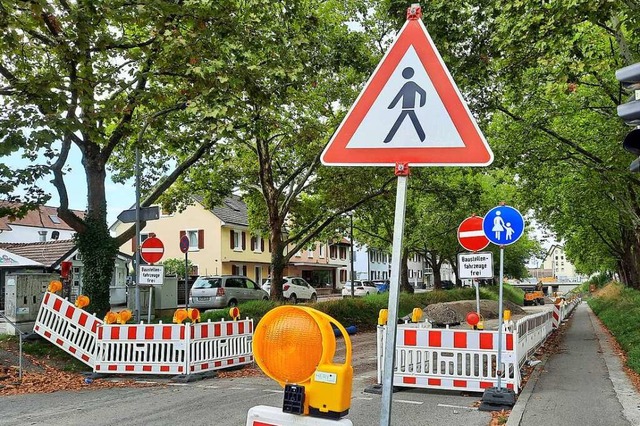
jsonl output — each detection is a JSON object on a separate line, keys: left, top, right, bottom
{"left": 482, "top": 205, "right": 525, "bottom": 246}
{"left": 179, "top": 235, "right": 190, "bottom": 254}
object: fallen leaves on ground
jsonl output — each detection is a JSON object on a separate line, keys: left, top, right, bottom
{"left": 489, "top": 409, "right": 510, "bottom": 425}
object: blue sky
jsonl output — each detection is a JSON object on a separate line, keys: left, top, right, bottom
{"left": 5, "top": 144, "right": 135, "bottom": 225}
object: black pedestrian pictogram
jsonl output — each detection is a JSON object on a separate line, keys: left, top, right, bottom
{"left": 383, "top": 67, "right": 426, "bottom": 143}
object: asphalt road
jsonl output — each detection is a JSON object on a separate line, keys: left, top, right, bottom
{"left": 0, "top": 330, "right": 495, "bottom": 426}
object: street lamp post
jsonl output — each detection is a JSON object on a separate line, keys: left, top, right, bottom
{"left": 350, "top": 212, "right": 355, "bottom": 298}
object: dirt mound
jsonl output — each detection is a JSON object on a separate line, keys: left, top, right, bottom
{"left": 423, "top": 299, "right": 526, "bottom": 326}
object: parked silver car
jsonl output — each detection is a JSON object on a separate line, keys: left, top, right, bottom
{"left": 189, "top": 275, "right": 268, "bottom": 309}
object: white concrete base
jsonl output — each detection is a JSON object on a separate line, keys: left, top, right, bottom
{"left": 246, "top": 405, "right": 353, "bottom": 426}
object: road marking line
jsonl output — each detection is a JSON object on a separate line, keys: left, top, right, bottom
{"left": 263, "top": 389, "right": 284, "bottom": 393}
{"left": 355, "top": 397, "right": 373, "bottom": 400}
{"left": 437, "top": 404, "right": 478, "bottom": 411}
{"left": 395, "top": 399, "right": 422, "bottom": 405}
{"left": 167, "top": 383, "right": 188, "bottom": 387}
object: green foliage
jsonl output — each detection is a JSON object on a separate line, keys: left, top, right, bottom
{"left": 75, "top": 215, "right": 118, "bottom": 317}
{"left": 589, "top": 284, "right": 640, "bottom": 374}
{"left": 198, "top": 284, "right": 522, "bottom": 332}
{"left": 162, "top": 258, "right": 192, "bottom": 277}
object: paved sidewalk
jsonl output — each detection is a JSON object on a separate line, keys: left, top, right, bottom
{"left": 507, "top": 302, "right": 640, "bottom": 426}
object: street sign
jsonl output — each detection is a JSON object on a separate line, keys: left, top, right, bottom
{"left": 457, "top": 216, "right": 490, "bottom": 252}
{"left": 457, "top": 252, "right": 494, "bottom": 279}
{"left": 139, "top": 265, "right": 164, "bottom": 286}
{"left": 320, "top": 16, "right": 493, "bottom": 167}
{"left": 117, "top": 206, "right": 160, "bottom": 224}
{"left": 482, "top": 205, "right": 525, "bottom": 246}
{"left": 140, "top": 237, "right": 164, "bottom": 264}
{"left": 179, "top": 235, "right": 190, "bottom": 254}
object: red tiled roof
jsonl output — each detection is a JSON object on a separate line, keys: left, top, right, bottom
{"left": 0, "top": 240, "right": 76, "bottom": 268}
{"left": 0, "top": 202, "right": 84, "bottom": 231}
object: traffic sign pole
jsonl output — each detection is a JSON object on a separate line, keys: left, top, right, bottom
{"left": 180, "top": 235, "right": 190, "bottom": 310}
{"left": 381, "top": 167, "right": 408, "bottom": 426}
{"left": 497, "top": 247, "right": 505, "bottom": 390}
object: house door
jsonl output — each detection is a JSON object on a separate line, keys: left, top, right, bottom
{"left": 255, "top": 266, "right": 262, "bottom": 285}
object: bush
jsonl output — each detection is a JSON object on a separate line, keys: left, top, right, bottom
{"left": 195, "top": 284, "right": 523, "bottom": 332}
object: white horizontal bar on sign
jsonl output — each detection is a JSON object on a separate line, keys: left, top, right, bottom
{"left": 141, "top": 248, "right": 164, "bottom": 252}
{"left": 459, "top": 230, "right": 485, "bottom": 238}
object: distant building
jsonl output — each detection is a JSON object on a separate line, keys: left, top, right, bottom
{"left": 0, "top": 203, "right": 84, "bottom": 243}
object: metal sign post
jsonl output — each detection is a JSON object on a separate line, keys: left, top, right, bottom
{"left": 380, "top": 165, "right": 409, "bottom": 426}
{"left": 134, "top": 146, "right": 141, "bottom": 323}
{"left": 180, "top": 235, "right": 190, "bottom": 309}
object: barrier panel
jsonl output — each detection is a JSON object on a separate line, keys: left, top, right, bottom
{"left": 94, "top": 323, "right": 188, "bottom": 375}
{"left": 515, "top": 310, "right": 553, "bottom": 366}
{"left": 35, "top": 292, "right": 256, "bottom": 376}
{"left": 33, "top": 292, "right": 102, "bottom": 368}
{"left": 188, "top": 319, "right": 254, "bottom": 374}
{"left": 383, "top": 325, "right": 520, "bottom": 394}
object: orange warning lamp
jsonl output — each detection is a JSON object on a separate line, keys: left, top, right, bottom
{"left": 503, "top": 309, "right": 511, "bottom": 321}
{"left": 75, "top": 295, "right": 90, "bottom": 309}
{"left": 253, "top": 306, "right": 353, "bottom": 419}
{"left": 48, "top": 280, "right": 62, "bottom": 293}
{"left": 466, "top": 311, "right": 480, "bottom": 327}
{"left": 173, "top": 308, "right": 188, "bottom": 324}
{"left": 229, "top": 306, "right": 240, "bottom": 321}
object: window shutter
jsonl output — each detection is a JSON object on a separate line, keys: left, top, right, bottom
{"left": 180, "top": 230, "right": 186, "bottom": 238}
{"left": 232, "top": 265, "right": 237, "bottom": 275}
{"left": 251, "top": 236, "right": 256, "bottom": 251}
{"left": 242, "top": 232, "right": 246, "bottom": 250}
{"left": 268, "top": 240, "right": 272, "bottom": 252}
{"left": 198, "top": 229, "right": 204, "bottom": 249}
{"left": 261, "top": 238, "right": 265, "bottom": 252}
{"left": 131, "top": 237, "right": 136, "bottom": 252}
{"left": 243, "top": 265, "right": 247, "bottom": 276}
{"left": 230, "top": 229, "right": 234, "bottom": 249}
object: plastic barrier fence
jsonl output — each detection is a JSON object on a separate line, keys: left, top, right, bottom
{"left": 35, "top": 292, "right": 255, "bottom": 376}
{"left": 380, "top": 325, "right": 520, "bottom": 394}
{"left": 34, "top": 292, "right": 102, "bottom": 368}
{"left": 515, "top": 310, "right": 553, "bottom": 367}
{"left": 94, "top": 323, "right": 188, "bottom": 375}
{"left": 188, "top": 320, "right": 254, "bottom": 374}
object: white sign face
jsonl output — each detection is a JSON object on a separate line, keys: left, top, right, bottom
{"left": 139, "top": 265, "right": 164, "bottom": 286}
{"left": 457, "top": 252, "right": 494, "bottom": 279}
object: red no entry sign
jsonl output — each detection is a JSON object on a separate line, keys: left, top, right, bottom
{"left": 140, "top": 237, "right": 164, "bottom": 264}
{"left": 457, "top": 216, "right": 489, "bottom": 252}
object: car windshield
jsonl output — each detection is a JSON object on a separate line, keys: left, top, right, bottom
{"left": 192, "top": 277, "right": 221, "bottom": 289}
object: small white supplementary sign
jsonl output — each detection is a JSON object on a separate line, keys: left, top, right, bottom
{"left": 139, "top": 265, "right": 164, "bottom": 286}
{"left": 457, "top": 252, "right": 494, "bottom": 279}
{"left": 314, "top": 371, "right": 337, "bottom": 384}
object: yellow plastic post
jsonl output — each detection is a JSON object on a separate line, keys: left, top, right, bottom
{"left": 503, "top": 309, "right": 511, "bottom": 321}
{"left": 411, "top": 307, "right": 423, "bottom": 323}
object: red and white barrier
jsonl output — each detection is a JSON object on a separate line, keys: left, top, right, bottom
{"left": 246, "top": 405, "right": 353, "bottom": 426}
{"left": 35, "top": 292, "right": 256, "bottom": 377}
{"left": 94, "top": 323, "right": 188, "bottom": 375}
{"left": 34, "top": 292, "right": 102, "bottom": 368}
{"left": 390, "top": 326, "right": 519, "bottom": 393}
{"left": 188, "top": 319, "right": 254, "bottom": 374}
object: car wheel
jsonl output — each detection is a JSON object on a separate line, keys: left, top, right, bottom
{"left": 228, "top": 299, "right": 238, "bottom": 307}
{"left": 289, "top": 294, "right": 297, "bottom": 304}
{"left": 310, "top": 293, "right": 317, "bottom": 303}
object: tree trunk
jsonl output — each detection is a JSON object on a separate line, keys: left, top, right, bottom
{"left": 74, "top": 154, "right": 117, "bottom": 317}
{"left": 269, "top": 227, "right": 287, "bottom": 301}
{"left": 400, "top": 248, "right": 413, "bottom": 293}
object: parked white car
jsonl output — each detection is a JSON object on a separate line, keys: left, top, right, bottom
{"left": 262, "top": 276, "right": 317, "bottom": 303}
{"left": 342, "top": 280, "right": 379, "bottom": 297}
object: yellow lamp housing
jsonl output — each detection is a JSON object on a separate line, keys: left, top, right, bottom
{"left": 253, "top": 306, "right": 353, "bottom": 419}
{"left": 378, "top": 309, "right": 389, "bottom": 326}
{"left": 411, "top": 307, "right": 423, "bottom": 323}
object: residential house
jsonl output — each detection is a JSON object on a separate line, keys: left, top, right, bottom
{"left": 111, "top": 196, "right": 272, "bottom": 286}
{"left": 0, "top": 240, "right": 130, "bottom": 310}
{"left": 287, "top": 238, "right": 351, "bottom": 290}
{"left": 0, "top": 203, "right": 84, "bottom": 243}
{"left": 540, "top": 245, "right": 583, "bottom": 282}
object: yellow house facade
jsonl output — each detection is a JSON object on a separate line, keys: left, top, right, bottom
{"left": 111, "top": 196, "right": 272, "bottom": 285}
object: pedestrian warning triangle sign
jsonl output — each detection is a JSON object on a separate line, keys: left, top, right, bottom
{"left": 321, "top": 16, "right": 493, "bottom": 167}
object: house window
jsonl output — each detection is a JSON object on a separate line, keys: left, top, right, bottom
{"left": 230, "top": 230, "right": 246, "bottom": 251}
{"left": 251, "top": 235, "right": 264, "bottom": 253}
{"left": 38, "top": 230, "right": 47, "bottom": 242}
{"left": 319, "top": 244, "right": 325, "bottom": 258}
{"left": 329, "top": 245, "right": 337, "bottom": 259}
{"left": 339, "top": 246, "right": 347, "bottom": 260}
{"left": 308, "top": 245, "right": 315, "bottom": 258}
{"left": 49, "top": 214, "right": 61, "bottom": 224}
{"left": 180, "top": 230, "right": 204, "bottom": 250}
{"left": 339, "top": 269, "right": 347, "bottom": 282}
{"left": 231, "top": 264, "right": 247, "bottom": 276}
